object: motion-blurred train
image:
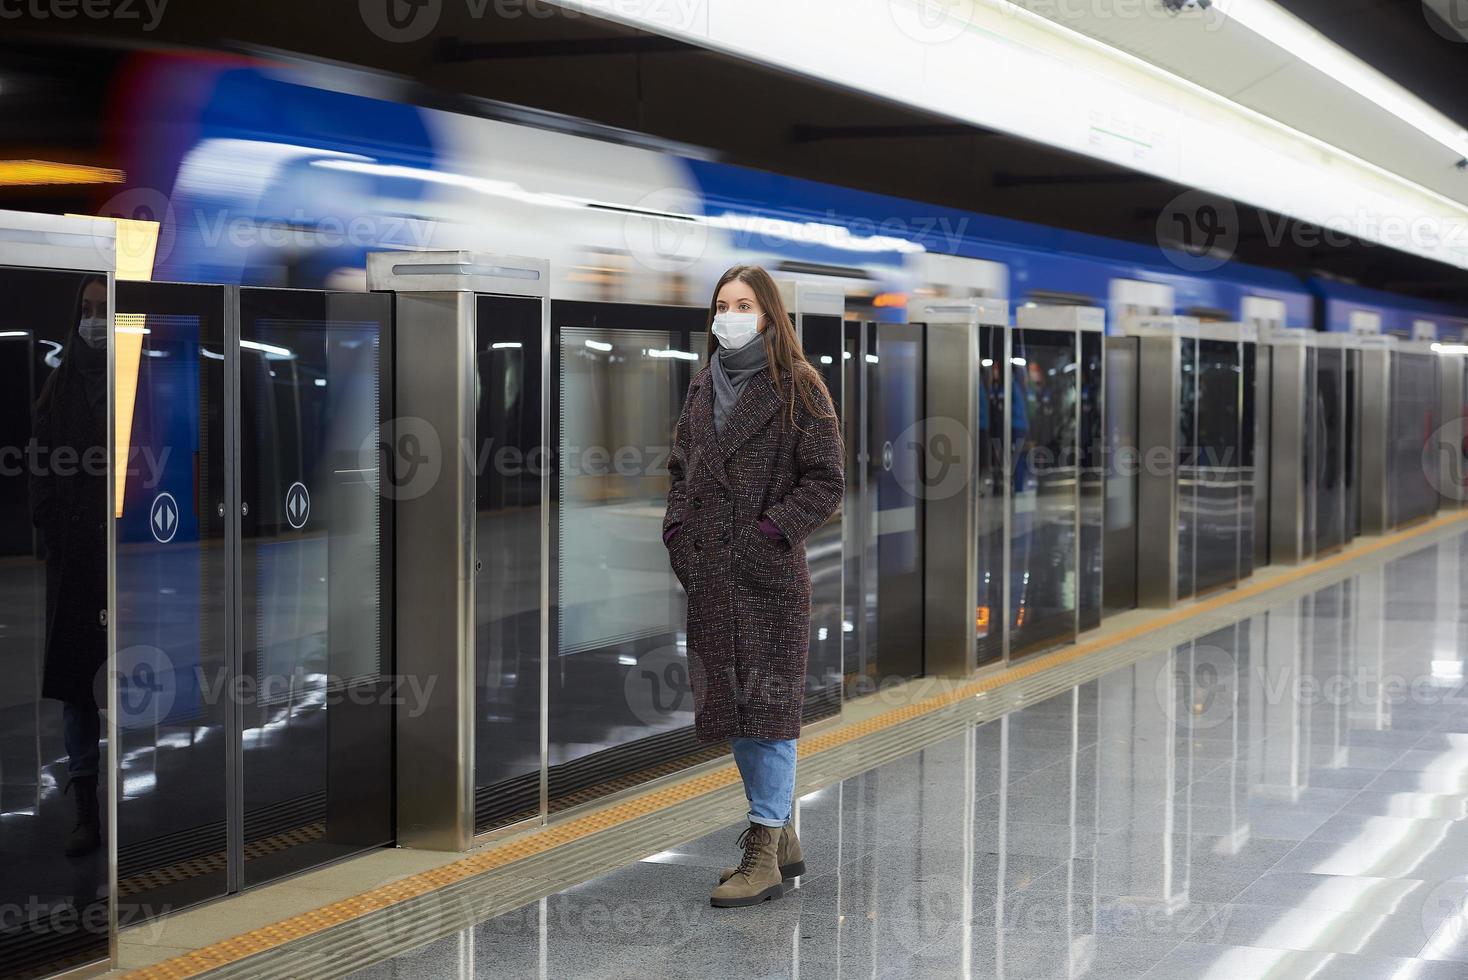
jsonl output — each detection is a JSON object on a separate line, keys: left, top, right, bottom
{"left": 93, "top": 51, "right": 1463, "bottom": 332}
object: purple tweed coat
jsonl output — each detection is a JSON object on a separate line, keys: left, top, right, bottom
{"left": 663, "top": 361, "right": 844, "bottom": 742}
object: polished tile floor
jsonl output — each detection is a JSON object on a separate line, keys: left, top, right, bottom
{"left": 350, "top": 537, "right": 1468, "bottom": 978}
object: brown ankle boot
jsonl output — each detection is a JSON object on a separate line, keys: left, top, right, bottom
{"left": 710, "top": 823, "right": 784, "bottom": 907}
{"left": 718, "top": 822, "right": 805, "bottom": 883}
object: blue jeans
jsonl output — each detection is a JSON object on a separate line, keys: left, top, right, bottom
{"left": 63, "top": 701, "right": 101, "bottom": 780}
{"left": 731, "top": 736, "right": 797, "bottom": 828}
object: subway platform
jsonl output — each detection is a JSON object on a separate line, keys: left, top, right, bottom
{"left": 110, "top": 513, "right": 1468, "bottom": 979}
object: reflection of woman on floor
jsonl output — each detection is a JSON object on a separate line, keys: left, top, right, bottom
{"left": 30, "top": 274, "right": 109, "bottom": 857}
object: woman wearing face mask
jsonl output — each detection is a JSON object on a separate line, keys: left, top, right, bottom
{"left": 662, "top": 264, "right": 844, "bottom": 908}
{"left": 31, "top": 274, "right": 110, "bottom": 857}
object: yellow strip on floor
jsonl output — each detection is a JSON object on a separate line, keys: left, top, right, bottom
{"left": 122, "top": 509, "right": 1468, "bottom": 979}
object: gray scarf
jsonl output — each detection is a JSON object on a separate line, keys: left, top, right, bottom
{"left": 710, "top": 338, "right": 769, "bottom": 435}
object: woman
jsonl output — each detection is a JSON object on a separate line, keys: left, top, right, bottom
{"left": 31, "top": 274, "right": 110, "bottom": 857}
{"left": 662, "top": 265, "right": 844, "bottom": 908}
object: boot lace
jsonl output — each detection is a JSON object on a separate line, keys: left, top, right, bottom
{"left": 733, "top": 824, "right": 772, "bottom": 877}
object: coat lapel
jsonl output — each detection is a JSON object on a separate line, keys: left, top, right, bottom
{"left": 717, "top": 368, "right": 781, "bottom": 462}
{"left": 685, "top": 368, "right": 729, "bottom": 488}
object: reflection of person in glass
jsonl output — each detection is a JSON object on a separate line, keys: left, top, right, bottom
{"left": 662, "top": 265, "right": 844, "bottom": 908}
{"left": 30, "top": 274, "right": 109, "bottom": 857}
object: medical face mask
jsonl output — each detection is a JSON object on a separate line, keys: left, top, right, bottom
{"left": 77, "top": 316, "right": 107, "bottom": 350}
{"left": 712, "top": 312, "right": 761, "bottom": 350}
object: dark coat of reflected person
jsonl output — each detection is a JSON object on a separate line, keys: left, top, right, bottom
{"left": 663, "top": 268, "right": 844, "bottom": 740}
{"left": 30, "top": 273, "right": 109, "bottom": 858}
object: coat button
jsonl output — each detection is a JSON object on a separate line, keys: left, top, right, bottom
{"left": 692, "top": 539, "right": 702, "bottom": 552}
{"left": 692, "top": 497, "right": 702, "bottom": 509}
{"left": 719, "top": 531, "right": 730, "bottom": 544}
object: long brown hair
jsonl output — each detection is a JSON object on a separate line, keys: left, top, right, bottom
{"left": 706, "top": 264, "right": 837, "bottom": 434}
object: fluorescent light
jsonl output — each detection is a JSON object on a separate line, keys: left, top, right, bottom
{"left": 706, "top": 211, "right": 925, "bottom": 254}
{"left": 584, "top": 339, "right": 612, "bottom": 352}
{"left": 1220, "top": 0, "right": 1468, "bottom": 157}
{"left": 820, "top": 355, "right": 833, "bottom": 364}
{"left": 492, "top": 341, "right": 523, "bottom": 349}
{"left": 1432, "top": 342, "right": 1468, "bottom": 355}
{"left": 981, "top": 358, "right": 995, "bottom": 367}
{"left": 646, "top": 347, "right": 698, "bottom": 360}
{"left": 1011, "top": 357, "right": 1027, "bottom": 366}
{"left": 0, "top": 160, "right": 125, "bottom": 186}
{"left": 865, "top": 354, "right": 878, "bottom": 363}
{"left": 241, "top": 339, "right": 293, "bottom": 358}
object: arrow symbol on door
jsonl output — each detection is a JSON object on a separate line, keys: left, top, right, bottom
{"left": 149, "top": 492, "right": 179, "bottom": 544}
{"left": 286, "top": 481, "right": 310, "bottom": 530}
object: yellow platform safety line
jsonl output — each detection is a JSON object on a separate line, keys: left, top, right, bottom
{"left": 122, "top": 508, "right": 1468, "bottom": 979}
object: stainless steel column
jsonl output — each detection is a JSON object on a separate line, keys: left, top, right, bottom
{"left": 1266, "top": 330, "right": 1310, "bottom": 564}
{"left": 367, "top": 250, "right": 549, "bottom": 851}
{"left": 1357, "top": 336, "right": 1393, "bottom": 535}
{"left": 912, "top": 299, "right": 1007, "bottom": 676}
{"left": 1125, "top": 316, "right": 1184, "bottom": 608}
{"left": 1254, "top": 342, "right": 1272, "bottom": 569}
{"left": 1436, "top": 344, "right": 1467, "bottom": 510}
